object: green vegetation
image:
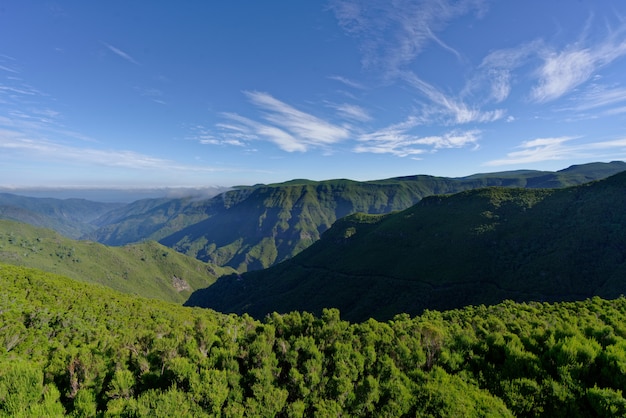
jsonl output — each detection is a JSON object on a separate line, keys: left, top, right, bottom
{"left": 0, "top": 220, "right": 234, "bottom": 303}
{"left": 187, "top": 170, "right": 626, "bottom": 321}
{"left": 2, "top": 262, "right": 626, "bottom": 416}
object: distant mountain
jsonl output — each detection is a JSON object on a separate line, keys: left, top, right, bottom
{"left": 0, "top": 193, "right": 122, "bottom": 238}
{"left": 88, "top": 161, "right": 626, "bottom": 272}
{"left": 185, "top": 170, "right": 626, "bottom": 321}
{"left": 0, "top": 219, "right": 234, "bottom": 303}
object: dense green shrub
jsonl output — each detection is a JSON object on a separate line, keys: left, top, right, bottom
{"left": 2, "top": 263, "right": 626, "bottom": 416}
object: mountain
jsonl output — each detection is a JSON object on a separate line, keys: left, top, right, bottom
{"left": 0, "top": 193, "right": 122, "bottom": 238}
{"left": 89, "top": 161, "right": 626, "bottom": 272}
{"left": 0, "top": 219, "right": 234, "bottom": 303}
{"left": 186, "top": 170, "right": 626, "bottom": 321}
{"left": 3, "top": 262, "right": 626, "bottom": 416}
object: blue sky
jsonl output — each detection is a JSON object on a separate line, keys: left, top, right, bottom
{"left": 2, "top": 1, "right": 626, "bottom": 190}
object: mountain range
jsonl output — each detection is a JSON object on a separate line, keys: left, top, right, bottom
{"left": 185, "top": 169, "right": 626, "bottom": 321}
{"left": 2, "top": 162, "right": 624, "bottom": 274}
{"left": 87, "top": 161, "right": 626, "bottom": 272}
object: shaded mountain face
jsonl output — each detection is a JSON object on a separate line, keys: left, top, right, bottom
{"left": 185, "top": 171, "right": 626, "bottom": 322}
{"left": 87, "top": 161, "right": 626, "bottom": 272}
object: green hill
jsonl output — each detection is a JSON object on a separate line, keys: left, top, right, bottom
{"left": 0, "top": 220, "right": 234, "bottom": 303}
{"left": 186, "top": 170, "right": 626, "bottom": 321}
{"left": 89, "top": 161, "right": 626, "bottom": 272}
{"left": 3, "top": 262, "right": 626, "bottom": 416}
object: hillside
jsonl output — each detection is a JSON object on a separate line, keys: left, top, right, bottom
{"left": 186, "top": 170, "right": 626, "bottom": 321}
{"left": 2, "top": 262, "right": 626, "bottom": 416}
{"left": 0, "top": 220, "right": 234, "bottom": 303}
{"left": 0, "top": 193, "right": 122, "bottom": 238}
{"left": 89, "top": 161, "right": 626, "bottom": 272}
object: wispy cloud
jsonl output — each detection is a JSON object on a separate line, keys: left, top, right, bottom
{"left": 329, "top": 0, "right": 509, "bottom": 127}
{"left": 101, "top": 42, "right": 140, "bottom": 65}
{"left": 330, "top": 103, "right": 372, "bottom": 122}
{"left": 0, "top": 65, "right": 18, "bottom": 74}
{"left": 531, "top": 30, "right": 626, "bottom": 103}
{"left": 0, "top": 128, "right": 223, "bottom": 172}
{"left": 213, "top": 91, "right": 351, "bottom": 152}
{"left": 355, "top": 119, "right": 480, "bottom": 157}
{"left": 485, "top": 136, "right": 626, "bottom": 166}
{"left": 329, "top": 0, "right": 486, "bottom": 72}
{"left": 134, "top": 86, "right": 166, "bottom": 105}
{"left": 473, "top": 41, "right": 542, "bottom": 103}
{"left": 328, "top": 75, "right": 366, "bottom": 90}
{"left": 199, "top": 91, "right": 484, "bottom": 158}
{"left": 403, "top": 72, "right": 505, "bottom": 124}
{"left": 563, "top": 84, "right": 626, "bottom": 112}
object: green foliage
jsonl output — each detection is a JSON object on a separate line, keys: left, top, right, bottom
{"left": 0, "top": 219, "right": 234, "bottom": 303}
{"left": 188, "top": 170, "right": 626, "bottom": 321}
{"left": 3, "top": 262, "right": 626, "bottom": 416}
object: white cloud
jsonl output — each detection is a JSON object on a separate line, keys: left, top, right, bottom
{"left": 213, "top": 92, "right": 351, "bottom": 153}
{"left": 474, "top": 41, "right": 541, "bottom": 103}
{"left": 531, "top": 50, "right": 596, "bottom": 103}
{"left": 403, "top": 72, "right": 505, "bottom": 124}
{"left": 328, "top": 75, "right": 366, "bottom": 90}
{"left": 485, "top": 135, "right": 626, "bottom": 166}
{"left": 329, "top": 0, "right": 486, "bottom": 72}
{"left": 101, "top": 42, "right": 140, "bottom": 65}
{"left": 0, "top": 128, "right": 223, "bottom": 172}
{"left": 246, "top": 91, "right": 350, "bottom": 144}
{"left": 330, "top": 103, "right": 372, "bottom": 122}
{"left": 356, "top": 122, "right": 480, "bottom": 157}
{"left": 565, "top": 84, "right": 626, "bottom": 112}
{"left": 531, "top": 31, "right": 626, "bottom": 103}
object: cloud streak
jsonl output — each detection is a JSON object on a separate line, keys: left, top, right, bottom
{"left": 485, "top": 136, "right": 626, "bottom": 166}
{"left": 102, "top": 42, "right": 140, "bottom": 65}
{"left": 403, "top": 72, "right": 505, "bottom": 125}
{"left": 0, "top": 127, "right": 223, "bottom": 173}
{"left": 531, "top": 28, "right": 626, "bottom": 103}
{"left": 214, "top": 91, "right": 351, "bottom": 152}
{"left": 355, "top": 123, "right": 480, "bottom": 157}
{"left": 563, "top": 84, "right": 626, "bottom": 113}
{"left": 329, "top": 0, "right": 486, "bottom": 72}
{"left": 330, "top": 103, "right": 372, "bottom": 122}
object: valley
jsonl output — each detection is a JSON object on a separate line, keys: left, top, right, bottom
{"left": 2, "top": 162, "right": 626, "bottom": 416}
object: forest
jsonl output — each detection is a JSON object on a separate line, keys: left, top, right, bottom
{"left": 2, "top": 262, "right": 626, "bottom": 417}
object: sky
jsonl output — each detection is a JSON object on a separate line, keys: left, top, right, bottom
{"left": 2, "top": 1, "right": 626, "bottom": 192}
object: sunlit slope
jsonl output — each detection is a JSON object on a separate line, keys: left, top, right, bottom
{"left": 186, "top": 170, "right": 626, "bottom": 321}
{"left": 0, "top": 220, "right": 234, "bottom": 303}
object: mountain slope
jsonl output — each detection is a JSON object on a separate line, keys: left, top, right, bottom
{"left": 186, "top": 170, "right": 626, "bottom": 321}
{"left": 90, "top": 161, "right": 626, "bottom": 272}
{"left": 0, "top": 193, "right": 122, "bottom": 238}
{"left": 0, "top": 220, "right": 234, "bottom": 303}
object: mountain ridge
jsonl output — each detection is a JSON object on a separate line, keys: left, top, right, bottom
{"left": 92, "top": 161, "right": 626, "bottom": 271}
{"left": 185, "top": 170, "right": 626, "bottom": 321}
